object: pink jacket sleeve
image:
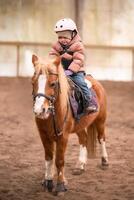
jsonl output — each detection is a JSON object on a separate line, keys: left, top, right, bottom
{"left": 68, "top": 42, "right": 85, "bottom": 73}
{"left": 49, "top": 43, "right": 60, "bottom": 57}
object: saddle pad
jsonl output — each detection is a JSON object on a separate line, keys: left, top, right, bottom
{"left": 85, "top": 79, "right": 92, "bottom": 88}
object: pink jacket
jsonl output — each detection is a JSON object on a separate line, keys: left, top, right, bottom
{"left": 49, "top": 34, "right": 85, "bottom": 73}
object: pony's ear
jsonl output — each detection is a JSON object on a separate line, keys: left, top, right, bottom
{"left": 32, "top": 54, "right": 38, "bottom": 65}
{"left": 53, "top": 56, "right": 60, "bottom": 67}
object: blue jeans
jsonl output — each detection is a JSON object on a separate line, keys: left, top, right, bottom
{"left": 69, "top": 72, "right": 92, "bottom": 106}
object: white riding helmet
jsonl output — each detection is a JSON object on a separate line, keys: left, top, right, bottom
{"left": 54, "top": 18, "right": 77, "bottom": 33}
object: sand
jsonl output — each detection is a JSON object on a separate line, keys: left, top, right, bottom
{"left": 0, "top": 77, "right": 134, "bottom": 200}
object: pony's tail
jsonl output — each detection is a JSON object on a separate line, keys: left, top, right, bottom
{"left": 87, "top": 123, "right": 97, "bottom": 158}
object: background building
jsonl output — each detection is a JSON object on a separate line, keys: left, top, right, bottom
{"left": 0, "top": 0, "right": 134, "bottom": 80}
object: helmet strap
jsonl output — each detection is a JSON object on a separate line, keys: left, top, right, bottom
{"left": 71, "top": 30, "right": 77, "bottom": 40}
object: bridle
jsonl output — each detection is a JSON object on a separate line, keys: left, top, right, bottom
{"left": 32, "top": 71, "right": 59, "bottom": 103}
{"left": 32, "top": 72, "right": 69, "bottom": 138}
{"left": 33, "top": 93, "right": 55, "bottom": 102}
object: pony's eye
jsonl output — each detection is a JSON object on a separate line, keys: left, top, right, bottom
{"left": 34, "top": 72, "right": 37, "bottom": 76}
{"left": 50, "top": 82, "right": 56, "bottom": 88}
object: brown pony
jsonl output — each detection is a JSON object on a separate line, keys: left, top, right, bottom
{"left": 31, "top": 54, "right": 108, "bottom": 195}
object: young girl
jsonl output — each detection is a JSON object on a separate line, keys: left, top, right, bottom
{"left": 49, "top": 18, "right": 97, "bottom": 113}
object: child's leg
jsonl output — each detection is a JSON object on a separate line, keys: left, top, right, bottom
{"left": 70, "top": 72, "right": 91, "bottom": 97}
{"left": 70, "top": 72, "right": 97, "bottom": 112}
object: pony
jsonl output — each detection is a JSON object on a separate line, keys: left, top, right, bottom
{"left": 31, "top": 54, "right": 109, "bottom": 195}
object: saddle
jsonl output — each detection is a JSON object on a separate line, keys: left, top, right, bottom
{"left": 68, "top": 77, "right": 98, "bottom": 120}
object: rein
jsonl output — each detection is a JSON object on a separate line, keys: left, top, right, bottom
{"left": 50, "top": 101, "right": 69, "bottom": 137}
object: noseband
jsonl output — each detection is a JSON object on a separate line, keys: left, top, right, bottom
{"left": 33, "top": 93, "right": 55, "bottom": 103}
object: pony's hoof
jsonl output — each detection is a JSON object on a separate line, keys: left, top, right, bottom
{"left": 72, "top": 168, "right": 85, "bottom": 175}
{"left": 42, "top": 179, "right": 54, "bottom": 192}
{"left": 101, "top": 157, "right": 109, "bottom": 169}
{"left": 53, "top": 182, "right": 67, "bottom": 196}
{"left": 72, "top": 162, "right": 85, "bottom": 175}
{"left": 53, "top": 191, "right": 65, "bottom": 196}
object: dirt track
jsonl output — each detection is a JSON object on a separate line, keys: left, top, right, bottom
{"left": 0, "top": 77, "right": 134, "bottom": 200}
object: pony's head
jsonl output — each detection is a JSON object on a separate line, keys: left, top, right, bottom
{"left": 32, "top": 54, "right": 69, "bottom": 119}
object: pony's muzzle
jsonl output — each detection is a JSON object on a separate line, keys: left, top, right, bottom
{"left": 33, "top": 104, "right": 51, "bottom": 119}
{"left": 34, "top": 108, "right": 45, "bottom": 119}
{"left": 33, "top": 103, "right": 44, "bottom": 115}
{"left": 33, "top": 107, "right": 42, "bottom": 115}
{"left": 33, "top": 96, "right": 45, "bottom": 114}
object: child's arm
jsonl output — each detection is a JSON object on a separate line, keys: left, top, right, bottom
{"left": 49, "top": 43, "right": 60, "bottom": 57}
{"left": 68, "top": 42, "right": 85, "bottom": 73}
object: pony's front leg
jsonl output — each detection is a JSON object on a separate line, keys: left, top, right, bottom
{"left": 35, "top": 119, "right": 55, "bottom": 192}
{"left": 39, "top": 132, "right": 55, "bottom": 192}
{"left": 42, "top": 158, "right": 54, "bottom": 192}
{"left": 54, "top": 134, "right": 69, "bottom": 195}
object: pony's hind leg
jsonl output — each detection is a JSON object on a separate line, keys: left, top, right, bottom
{"left": 96, "top": 120, "right": 109, "bottom": 167}
{"left": 72, "top": 129, "right": 88, "bottom": 175}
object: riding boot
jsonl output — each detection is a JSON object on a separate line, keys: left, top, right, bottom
{"left": 84, "top": 97, "right": 98, "bottom": 114}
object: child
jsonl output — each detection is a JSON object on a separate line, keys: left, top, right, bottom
{"left": 49, "top": 18, "right": 97, "bottom": 113}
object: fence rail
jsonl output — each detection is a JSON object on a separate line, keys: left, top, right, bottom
{"left": 0, "top": 41, "right": 134, "bottom": 79}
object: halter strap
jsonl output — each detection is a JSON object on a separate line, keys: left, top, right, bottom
{"left": 59, "top": 43, "right": 73, "bottom": 56}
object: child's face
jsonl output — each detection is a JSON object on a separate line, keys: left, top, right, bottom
{"left": 58, "top": 36, "right": 71, "bottom": 46}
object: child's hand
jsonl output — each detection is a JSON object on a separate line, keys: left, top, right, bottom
{"left": 64, "top": 70, "right": 73, "bottom": 76}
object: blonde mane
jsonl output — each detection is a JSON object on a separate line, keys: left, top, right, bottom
{"left": 57, "top": 63, "right": 69, "bottom": 113}
{"left": 46, "top": 58, "right": 69, "bottom": 115}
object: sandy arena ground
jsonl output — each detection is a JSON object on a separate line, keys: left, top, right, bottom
{"left": 0, "top": 77, "right": 134, "bottom": 200}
